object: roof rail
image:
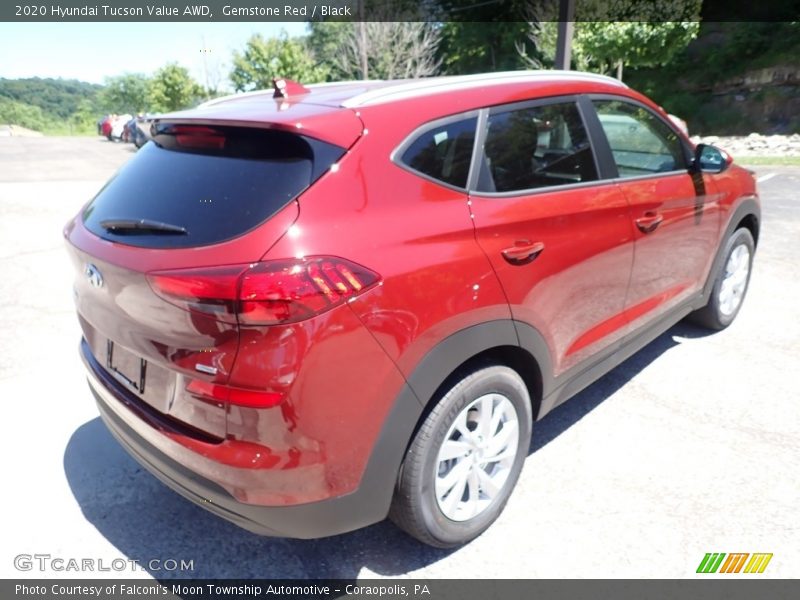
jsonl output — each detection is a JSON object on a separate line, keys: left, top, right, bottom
{"left": 306, "top": 79, "right": 382, "bottom": 90}
{"left": 195, "top": 79, "right": 382, "bottom": 108}
{"left": 341, "top": 70, "right": 627, "bottom": 108}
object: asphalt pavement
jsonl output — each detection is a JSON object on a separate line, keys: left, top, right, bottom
{"left": 0, "top": 137, "right": 797, "bottom": 579}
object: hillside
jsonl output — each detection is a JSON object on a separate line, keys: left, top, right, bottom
{"left": 627, "top": 22, "right": 800, "bottom": 135}
{"left": 0, "top": 78, "right": 103, "bottom": 135}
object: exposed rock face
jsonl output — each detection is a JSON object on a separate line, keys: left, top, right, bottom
{"left": 711, "top": 66, "right": 800, "bottom": 95}
{"left": 691, "top": 133, "right": 800, "bottom": 156}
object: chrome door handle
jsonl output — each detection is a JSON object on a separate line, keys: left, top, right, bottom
{"left": 636, "top": 212, "right": 663, "bottom": 234}
{"left": 501, "top": 241, "right": 545, "bottom": 265}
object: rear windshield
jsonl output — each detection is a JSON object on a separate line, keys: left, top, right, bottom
{"left": 82, "top": 124, "right": 344, "bottom": 249}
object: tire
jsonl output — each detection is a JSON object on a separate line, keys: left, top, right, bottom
{"left": 689, "top": 228, "right": 755, "bottom": 330}
{"left": 389, "top": 365, "right": 532, "bottom": 548}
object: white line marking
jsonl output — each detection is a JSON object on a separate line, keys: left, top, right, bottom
{"left": 757, "top": 173, "right": 777, "bottom": 183}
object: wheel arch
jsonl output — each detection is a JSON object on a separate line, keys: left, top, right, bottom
{"left": 735, "top": 211, "right": 760, "bottom": 247}
{"left": 402, "top": 320, "right": 553, "bottom": 450}
{"left": 352, "top": 319, "right": 553, "bottom": 527}
{"left": 702, "top": 196, "right": 761, "bottom": 299}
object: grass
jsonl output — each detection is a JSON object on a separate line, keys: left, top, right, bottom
{"left": 42, "top": 129, "right": 96, "bottom": 136}
{"left": 38, "top": 122, "right": 96, "bottom": 136}
{"left": 736, "top": 156, "right": 800, "bottom": 166}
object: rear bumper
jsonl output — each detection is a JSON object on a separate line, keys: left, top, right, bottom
{"left": 81, "top": 338, "right": 419, "bottom": 539}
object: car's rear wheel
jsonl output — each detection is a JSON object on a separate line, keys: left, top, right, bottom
{"left": 690, "top": 227, "right": 755, "bottom": 330}
{"left": 389, "top": 365, "right": 532, "bottom": 547}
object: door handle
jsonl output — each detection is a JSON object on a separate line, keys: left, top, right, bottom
{"left": 635, "top": 212, "right": 663, "bottom": 234}
{"left": 501, "top": 240, "right": 545, "bottom": 265}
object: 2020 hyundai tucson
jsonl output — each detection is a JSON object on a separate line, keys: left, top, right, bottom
{"left": 65, "top": 71, "right": 760, "bottom": 547}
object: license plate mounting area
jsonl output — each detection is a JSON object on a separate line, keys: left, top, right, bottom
{"left": 106, "top": 340, "right": 146, "bottom": 394}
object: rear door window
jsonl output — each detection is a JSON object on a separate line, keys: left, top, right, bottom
{"left": 82, "top": 124, "right": 344, "bottom": 249}
{"left": 477, "top": 101, "right": 598, "bottom": 193}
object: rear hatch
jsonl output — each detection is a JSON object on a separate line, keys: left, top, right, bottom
{"left": 66, "top": 119, "right": 353, "bottom": 439}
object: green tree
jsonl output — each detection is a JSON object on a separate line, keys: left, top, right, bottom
{"left": 575, "top": 22, "right": 701, "bottom": 80}
{"left": 308, "top": 22, "right": 350, "bottom": 81}
{"left": 230, "top": 32, "right": 327, "bottom": 92}
{"left": 68, "top": 98, "right": 98, "bottom": 134}
{"left": 0, "top": 97, "right": 52, "bottom": 131}
{"left": 429, "top": 0, "right": 538, "bottom": 75}
{"left": 439, "top": 22, "right": 535, "bottom": 75}
{"left": 101, "top": 73, "right": 150, "bottom": 114}
{"left": 0, "top": 77, "right": 103, "bottom": 119}
{"left": 530, "top": 0, "right": 702, "bottom": 80}
{"left": 147, "top": 63, "right": 203, "bottom": 113}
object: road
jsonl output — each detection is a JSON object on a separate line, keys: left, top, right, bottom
{"left": 0, "top": 137, "right": 797, "bottom": 579}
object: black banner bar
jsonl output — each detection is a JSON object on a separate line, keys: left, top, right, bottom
{"left": 3, "top": 579, "right": 800, "bottom": 600}
{"left": 2, "top": 0, "right": 800, "bottom": 23}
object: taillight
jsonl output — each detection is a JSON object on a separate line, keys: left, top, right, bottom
{"left": 147, "top": 257, "right": 380, "bottom": 326}
{"left": 186, "top": 379, "right": 284, "bottom": 408}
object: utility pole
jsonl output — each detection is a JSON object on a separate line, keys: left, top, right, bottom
{"left": 554, "top": 0, "right": 575, "bottom": 70}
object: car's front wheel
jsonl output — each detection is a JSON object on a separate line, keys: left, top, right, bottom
{"left": 389, "top": 365, "right": 532, "bottom": 547}
{"left": 690, "top": 227, "right": 755, "bottom": 330}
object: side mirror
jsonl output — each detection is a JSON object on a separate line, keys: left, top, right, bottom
{"left": 692, "top": 143, "right": 732, "bottom": 174}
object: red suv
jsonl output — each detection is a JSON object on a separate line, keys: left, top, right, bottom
{"left": 65, "top": 71, "right": 759, "bottom": 547}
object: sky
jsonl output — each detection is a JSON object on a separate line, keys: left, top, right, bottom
{"left": 0, "top": 22, "right": 309, "bottom": 89}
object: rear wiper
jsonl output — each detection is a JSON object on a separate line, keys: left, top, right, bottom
{"left": 100, "top": 218, "right": 188, "bottom": 235}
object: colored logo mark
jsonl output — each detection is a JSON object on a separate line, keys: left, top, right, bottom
{"left": 697, "top": 553, "right": 773, "bottom": 574}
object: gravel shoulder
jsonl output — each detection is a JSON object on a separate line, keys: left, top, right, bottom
{"left": 692, "top": 133, "right": 800, "bottom": 157}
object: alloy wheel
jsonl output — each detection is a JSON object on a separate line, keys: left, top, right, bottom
{"left": 718, "top": 244, "right": 751, "bottom": 317}
{"left": 434, "top": 393, "right": 520, "bottom": 521}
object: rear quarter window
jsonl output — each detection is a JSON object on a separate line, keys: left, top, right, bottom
{"left": 397, "top": 116, "right": 477, "bottom": 189}
{"left": 82, "top": 125, "right": 344, "bottom": 249}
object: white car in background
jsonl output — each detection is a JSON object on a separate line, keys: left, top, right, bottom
{"left": 109, "top": 114, "right": 132, "bottom": 141}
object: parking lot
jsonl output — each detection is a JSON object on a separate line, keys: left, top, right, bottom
{"left": 0, "top": 136, "right": 798, "bottom": 579}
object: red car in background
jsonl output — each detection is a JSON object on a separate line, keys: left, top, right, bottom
{"left": 99, "top": 114, "right": 132, "bottom": 141}
{"left": 99, "top": 115, "right": 113, "bottom": 139}
{"left": 66, "top": 71, "right": 759, "bottom": 547}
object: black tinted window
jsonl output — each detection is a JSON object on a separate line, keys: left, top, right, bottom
{"left": 400, "top": 117, "right": 477, "bottom": 188}
{"left": 593, "top": 100, "right": 686, "bottom": 177}
{"left": 82, "top": 125, "right": 343, "bottom": 249}
{"left": 477, "top": 102, "right": 597, "bottom": 193}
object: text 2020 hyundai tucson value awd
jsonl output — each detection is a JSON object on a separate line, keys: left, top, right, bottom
{"left": 65, "top": 71, "right": 760, "bottom": 547}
